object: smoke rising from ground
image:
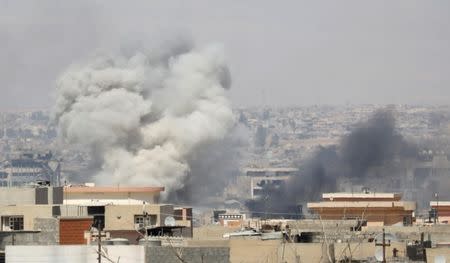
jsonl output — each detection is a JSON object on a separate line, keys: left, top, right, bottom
{"left": 54, "top": 41, "right": 235, "bottom": 196}
{"left": 169, "top": 123, "right": 248, "bottom": 204}
{"left": 246, "top": 110, "right": 418, "bottom": 216}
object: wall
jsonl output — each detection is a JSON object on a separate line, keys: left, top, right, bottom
{"left": 334, "top": 242, "right": 405, "bottom": 262}
{"left": 64, "top": 192, "right": 158, "bottom": 205}
{"left": 108, "top": 230, "right": 142, "bottom": 244}
{"left": 426, "top": 247, "right": 450, "bottom": 262}
{"left": 193, "top": 225, "right": 240, "bottom": 240}
{"left": 229, "top": 239, "right": 279, "bottom": 263}
{"left": 160, "top": 205, "right": 174, "bottom": 226}
{"left": 0, "top": 188, "right": 35, "bottom": 205}
{"left": 49, "top": 187, "right": 63, "bottom": 204}
{"left": 59, "top": 217, "right": 93, "bottom": 245}
{"left": 0, "top": 218, "right": 59, "bottom": 250}
{"left": 33, "top": 218, "right": 59, "bottom": 244}
{"left": 0, "top": 187, "right": 63, "bottom": 205}
{"left": 278, "top": 243, "right": 334, "bottom": 263}
{"left": 6, "top": 245, "right": 145, "bottom": 263}
{"left": 311, "top": 207, "right": 412, "bottom": 225}
{"left": 58, "top": 205, "right": 88, "bottom": 217}
{"left": 6, "top": 245, "right": 228, "bottom": 263}
{"left": 145, "top": 246, "right": 229, "bottom": 263}
{"left": 104, "top": 204, "right": 167, "bottom": 231}
{"left": 35, "top": 188, "right": 48, "bottom": 204}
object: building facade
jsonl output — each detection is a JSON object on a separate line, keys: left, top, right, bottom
{"left": 244, "top": 167, "right": 299, "bottom": 199}
{"left": 307, "top": 192, "right": 416, "bottom": 226}
{"left": 0, "top": 185, "right": 192, "bottom": 245}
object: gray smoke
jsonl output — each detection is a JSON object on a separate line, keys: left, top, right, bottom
{"left": 53, "top": 41, "right": 235, "bottom": 196}
{"left": 169, "top": 123, "right": 248, "bottom": 204}
{"left": 246, "top": 109, "right": 418, "bottom": 216}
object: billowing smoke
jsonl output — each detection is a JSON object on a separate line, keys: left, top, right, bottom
{"left": 170, "top": 123, "right": 249, "bottom": 204}
{"left": 53, "top": 41, "right": 235, "bottom": 196}
{"left": 246, "top": 110, "right": 418, "bottom": 216}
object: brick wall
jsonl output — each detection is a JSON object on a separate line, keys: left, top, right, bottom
{"left": 59, "top": 218, "right": 93, "bottom": 245}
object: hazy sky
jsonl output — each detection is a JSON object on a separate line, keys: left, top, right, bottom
{"left": 1, "top": 1, "right": 449, "bottom": 109}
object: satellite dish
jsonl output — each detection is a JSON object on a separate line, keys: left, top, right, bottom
{"left": 374, "top": 249, "right": 383, "bottom": 262}
{"left": 435, "top": 255, "right": 446, "bottom": 263}
{"left": 164, "top": 216, "right": 176, "bottom": 227}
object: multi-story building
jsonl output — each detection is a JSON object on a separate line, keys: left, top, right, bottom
{"left": 63, "top": 185, "right": 193, "bottom": 242}
{"left": 0, "top": 184, "right": 192, "bottom": 246}
{"left": 244, "top": 167, "right": 299, "bottom": 199}
{"left": 307, "top": 191, "right": 416, "bottom": 226}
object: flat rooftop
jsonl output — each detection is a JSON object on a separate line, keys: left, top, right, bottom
{"left": 64, "top": 186, "right": 164, "bottom": 194}
{"left": 322, "top": 192, "right": 402, "bottom": 200}
{"left": 243, "top": 168, "right": 299, "bottom": 172}
{"left": 308, "top": 201, "right": 416, "bottom": 211}
{"left": 430, "top": 201, "right": 450, "bottom": 207}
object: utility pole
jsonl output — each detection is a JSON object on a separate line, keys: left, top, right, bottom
{"left": 97, "top": 219, "right": 102, "bottom": 263}
{"left": 375, "top": 228, "right": 391, "bottom": 263}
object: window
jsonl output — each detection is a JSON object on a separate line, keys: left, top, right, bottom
{"left": 135, "top": 215, "right": 145, "bottom": 225}
{"left": 134, "top": 214, "right": 157, "bottom": 227}
{"left": 10, "top": 217, "right": 24, "bottom": 230}
{"left": 2, "top": 216, "right": 24, "bottom": 231}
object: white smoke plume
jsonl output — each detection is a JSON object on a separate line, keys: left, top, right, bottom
{"left": 54, "top": 41, "right": 234, "bottom": 194}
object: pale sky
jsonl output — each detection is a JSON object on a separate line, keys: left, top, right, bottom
{"left": 1, "top": 1, "right": 449, "bottom": 109}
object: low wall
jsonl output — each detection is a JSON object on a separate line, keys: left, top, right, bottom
{"left": 0, "top": 218, "right": 58, "bottom": 250}
{"left": 6, "top": 245, "right": 144, "bottom": 263}
{"left": 145, "top": 246, "right": 229, "bottom": 263}
{"left": 426, "top": 247, "right": 450, "bottom": 262}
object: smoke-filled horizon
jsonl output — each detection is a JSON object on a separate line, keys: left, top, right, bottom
{"left": 53, "top": 40, "right": 236, "bottom": 197}
{"left": 2, "top": 1, "right": 450, "bottom": 109}
{"left": 246, "top": 109, "right": 420, "bottom": 216}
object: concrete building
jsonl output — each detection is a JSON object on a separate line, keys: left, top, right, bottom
{"left": 430, "top": 201, "right": 450, "bottom": 223}
{"left": 244, "top": 167, "right": 299, "bottom": 199}
{"left": 0, "top": 185, "right": 192, "bottom": 246}
{"left": 0, "top": 186, "right": 63, "bottom": 206}
{"left": 63, "top": 185, "right": 164, "bottom": 205}
{"left": 63, "top": 185, "right": 193, "bottom": 242}
{"left": 307, "top": 192, "right": 416, "bottom": 226}
{"left": 0, "top": 186, "right": 64, "bottom": 232}
{"left": 218, "top": 212, "right": 246, "bottom": 228}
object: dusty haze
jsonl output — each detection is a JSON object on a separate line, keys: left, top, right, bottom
{"left": 1, "top": 1, "right": 450, "bottom": 109}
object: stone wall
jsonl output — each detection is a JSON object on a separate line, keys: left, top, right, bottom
{"left": 0, "top": 218, "right": 58, "bottom": 250}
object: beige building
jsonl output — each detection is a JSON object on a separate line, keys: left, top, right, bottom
{"left": 0, "top": 186, "right": 63, "bottom": 206}
{"left": 63, "top": 186, "right": 164, "bottom": 205}
{"left": 430, "top": 201, "right": 450, "bottom": 223}
{"left": 308, "top": 192, "right": 416, "bottom": 226}
{"left": 63, "top": 185, "right": 192, "bottom": 241}
{"left": 0, "top": 186, "right": 64, "bottom": 231}
{"left": 0, "top": 205, "right": 54, "bottom": 231}
{"left": 0, "top": 185, "right": 192, "bottom": 242}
